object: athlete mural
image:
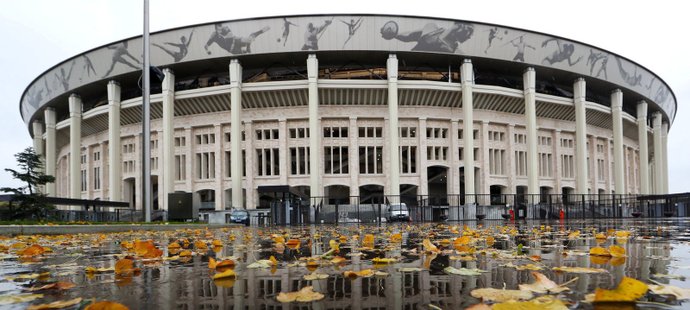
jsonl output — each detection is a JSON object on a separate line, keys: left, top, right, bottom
{"left": 380, "top": 20, "right": 475, "bottom": 53}
{"left": 20, "top": 15, "right": 676, "bottom": 125}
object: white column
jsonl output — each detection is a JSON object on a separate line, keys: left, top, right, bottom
{"left": 32, "top": 121, "right": 44, "bottom": 194}
{"left": 461, "top": 60, "right": 475, "bottom": 201}
{"left": 553, "top": 130, "right": 562, "bottom": 193}
{"left": 636, "top": 101, "right": 650, "bottom": 195}
{"left": 107, "top": 81, "right": 122, "bottom": 201}
{"left": 387, "top": 54, "right": 400, "bottom": 199}
{"left": 161, "top": 69, "right": 175, "bottom": 209}
{"left": 44, "top": 108, "right": 56, "bottom": 196}
{"left": 523, "top": 68, "right": 538, "bottom": 195}
{"left": 214, "top": 124, "right": 223, "bottom": 210}
{"left": 279, "top": 119, "right": 288, "bottom": 185}
{"left": 661, "top": 122, "right": 669, "bottom": 194}
{"left": 419, "top": 118, "right": 429, "bottom": 197}
{"left": 450, "top": 120, "right": 460, "bottom": 195}
{"left": 611, "top": 90, "right": 625, "bottom": 195}
{"left": 506, "top": 124, "right": 516, "bottom": 195}
{"left": 69, "top": 94, "right": 82, "bottom": 199}
{"left": 574, "top": 78, "right": 588, "bottom": 195}
{"left": 32, "top": 121, "right": 44, "bottom": 168}
{"left": 244, "top": 121, "right": 255, "bottom": 209}
{"left": 348, "top": 117, "right": 359, "bottom": 200}
{"left": 652, "top": 112, "right": 662, "bottom": 194}
{"left": 480, "top": 121, "right": 490, "bottom": 195}
{"left": 230, "top": 59, "right": 244, "bottom": 209}
{"left": 308, "top": 54, "right": 321, "bottom": 204}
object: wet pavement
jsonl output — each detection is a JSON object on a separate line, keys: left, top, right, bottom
{"left": 2, "top": 218, "right": 690, "bottom": 309}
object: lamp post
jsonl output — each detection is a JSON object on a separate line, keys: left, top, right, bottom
{"left": 142, "top": 0, "right": 151, "bottom": 222}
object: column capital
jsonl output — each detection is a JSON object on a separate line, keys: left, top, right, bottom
{"left": 229, "top": 59, "right": 242, "bottom": 86}
{"left": 69, "top": 94, "right": 82, "bottom": 115}
{"left": 44, "top": 108, "right": 56, "bottom": 127}
{"left": 107, "top": 80, "right": 120, "bottom": 87}
{"left": 610, "top": 90, "right": 623, "bottom": 109}
{"left": 523, "top": 67, "right": 535, "bottom": 91}
{"left": 461, "top": 60, "right": 473, "bottom": 83}
{"left": 387, "top": 54, "right": 398, "bottom": 79}
{"left": 307, "top": 54, "right": 318, "bottom": 79}
{"left": 32, "top": 120, "right": 43, "bottom": 134}
{"left": 573, "top": 78, "right": 586, "bottom": 101}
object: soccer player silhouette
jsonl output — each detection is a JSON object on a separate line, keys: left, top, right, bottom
{"left": 277, "top": 18, "right": 298, "bottom": 46}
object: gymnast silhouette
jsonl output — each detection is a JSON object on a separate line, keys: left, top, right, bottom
{"left": 154, "top": 29, "right": 194, "bottom": 62}
{"left": 615, "top": 57, "right": 642, "bottom": 87}
{"left": 341, "top": 17, "right": 363, "bottom": 48}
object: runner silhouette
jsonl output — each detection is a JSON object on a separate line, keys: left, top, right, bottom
{"left": 102, "top": 42, "right": 141, "bottom": 78}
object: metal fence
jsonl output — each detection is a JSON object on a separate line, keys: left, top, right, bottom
{"left": 280, "top": 193, "right": 690, "bottom": 225}
{"left": 42, "top": 209, "right": 168, "bottom": 223}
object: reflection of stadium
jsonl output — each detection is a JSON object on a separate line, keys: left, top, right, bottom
{"left": 21, "top": 15, "right": 675, "bottom": 214}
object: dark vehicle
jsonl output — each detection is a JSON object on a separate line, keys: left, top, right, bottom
{"left": 230, "top": 210, "right": 250, "bottom": 226}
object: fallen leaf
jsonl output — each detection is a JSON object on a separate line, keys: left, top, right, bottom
{"left": 518, "top": 272, "right": 570, "bottom": 294}
{"left": 589, "top": 246, "right": 611, "bottom": 257}
{"left": 208, "top": 257, "right": 217, "bottom": 269}
{"left": 343, "top": 269, "right": 374, "bottom": 279}
{"left": 444, "top": 266, "right": 488, "bottom": 276}
{"left": 552, "top": 266, "right": 608, "bottom": 274}
{"left": 492, "top": 295, "right": 568, "bottom": 310}
{"left": 303, "top": 273, "right": 329, "bottom": 280}
{"left": 329, "top": 239, "right": 339, "bottom": 252}
{"left": 26, "top": 281, "right": 76, "bottom": 291}
{"left": 470, "top": 288, "right": 534, "bottom": 302}
{"left": 247, "top": 259, "right": 275, "bottom": 269}
{"left": 0, "top": 293, "right": 43, "bottom": 305}
{"left": 114, "top": 258, "right": 138, "bottom": 276}
{"left": 399, "top": 267, "right": 422, "bottom": 272}
{"left": 84, "top": 301, "right": 129, "bottom": 310}
{"left": 649, "top": 284, "right": 690, "bottom": 300}
{"left": 390, "top": 233, "right": 402, "bottom": 243}
{"left": 594, "top": 277, "right": 648, "bottom": 302}
{"left": 423, "top": 239, "right": 440, "bottom": 253}
{"left": 276, "top": 286, "right": 325, "bottom": 303}
{"left": 501, "top": 263, "right": 543, "bottom": 271}
{"left": 27, "top": 297, "right": 82, "bottom": 310}
{"left": 362, "top": 234, "right": 375, "bottom": 248}
{"left": 330, "top": 256, "right": 347, "bottom": 264}
{"left": 212, "top": 269, "right": 236, "bottom": 280}
{"left": 286, "top": 239, "right": 301, "bottom": 250}
{"left": 85, "top": 267, "right": 115, "bottom": 274}
{"left": 609, "top": 245, "right": 626, "bottom": 257}
{"left": 215, "top": 259, "right": 235, "bottom": 271}
{"left": 211, "top": 239, "right": 223, "bottom": 247}
{"left": 17, "top": 244, "right": 46, "bottom": 257}
{"left": 372, "top": 257, "right": 397, "bottom": 264}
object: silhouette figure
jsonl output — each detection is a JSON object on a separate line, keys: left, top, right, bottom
{"left": 103, "top": 42, "right": 141, "bottom": 78}
{"left": 155, "top": 29, "right": 194, "bottom": 62}
{"left": 302, "top": 19, "right": 333, "bottom": 50}
{"left": 204, "top": 23, "right": 270, "bottom": 55}
{"left": 541, "top": 38, "right": 582, "bottom": 66}
{"left": 55, "top": 60, "right": 76, "bottom": 91}
{"left": 277, "top": 18, "right": 298, "bottom": 46}
{"left": 586, "top": 49, "right": 608, "bottom": 79}
{"left": 81, "top": 55, "right": 97, "bottom": 78}
{"left": 615, "top": 57, "right": 642, "bottom": 87}
{"left": 484, "top": 26, "right": 504, "bottom": 53}
{"left": 381, "top": 21, "right": 474, "bottom": 53}
{"left": 341, "top": 17, "right": 363, "bottom": 48}
{"left": 508, "top": 36, "right": 534, "bottom": 62}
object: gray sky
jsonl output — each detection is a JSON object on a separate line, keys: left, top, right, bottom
{"left": 0, "top": 0, "right": 688, "bottom": 193}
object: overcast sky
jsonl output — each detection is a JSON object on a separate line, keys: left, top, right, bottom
{"left": 0, "top": 0, "right": 688, "bottom": 193}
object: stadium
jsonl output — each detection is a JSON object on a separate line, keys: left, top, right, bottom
{"left": 20, "top": 14, "right": 675, "bottom": 222}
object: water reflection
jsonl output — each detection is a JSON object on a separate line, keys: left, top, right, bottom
{"left": 1, "top": 219, "right": 689, "bottom": 309}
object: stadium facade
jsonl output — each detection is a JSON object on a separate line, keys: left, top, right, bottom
{"left": 20, "top": 14, "right": 674, "bottom": 214}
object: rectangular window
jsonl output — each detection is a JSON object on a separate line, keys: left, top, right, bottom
{"left": 400, "top": 146, "right": 417, "bottom": 174}
{"left": 175, "top": 155, "right": 186, "bottom": 180}
{"left": 195, "top": 152, "right": 215, "bottom": 179}
{"left": 324, "top": 146, "right": 348, "bottom": 174}
{"left": 81, "top": 169, "right": 87, "bottom": 192}
{"left": 290, "top": 147, "right": 310, "bottom": 175}
{"left": 93, "top": 167, "right": 100, "bottom": 190}
{"left": 489, "top": 149, "right": 506, "bottom": 175}
{"left": 359, "top": 146, "right": 383, "bottom": 174}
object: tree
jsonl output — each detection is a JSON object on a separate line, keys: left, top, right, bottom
{"left": 1, "top": 147, "right": 55, "bottom": 220}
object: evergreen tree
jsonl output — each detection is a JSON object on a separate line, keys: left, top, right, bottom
{"left": 1, "top": 147, "right": 55, "bottom": 219}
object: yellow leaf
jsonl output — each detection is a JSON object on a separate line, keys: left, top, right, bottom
{"left": 85, "top": 267, "right": 114, "bottom": 274}
{"left": 114, "top": 258, "right": 138, "bottom": 276}
{"left": 84, "top": 301, "right": 130, "bottom": 310}
{"left": 609, "top": 245, "right": 626, "bottom": 257}
{"left": 567, "top": 230, "right": 581, "bottom": 239}
{"left": 590, "top": 255, "right": 611, "bottom": 265}
{"left": 179, "top": 250, "right": 192, "bottom": 257}
{"left": 486, "top": 236, "right": 495, "bottom": 246}
{"left": 212, "top": 269, "right": 236, "bottom": 280}
{"left": 552, "top": 266, "right": 608, "bottom": 274}
{"left": 610, "top": 257, "right": 626, "bottom": 266}
{"left": 167, "top": 242, "right": 181, "bottom": 250}
{"left": 330, "top": 256, "right": 347, "bottom": 264}
{"left": 343, "top": 269, "right": 374, "bottom": 279}
{"left": 492, "top": 296, "right": 568, "bottom": 310}
{"left": 390, "top": 233, "right": 402, "bottom": 243}
{"left": 216, "top": 259, "right": 236, "bottom": 271}
{"left": 303, "top": 273, "right": 329, "bottom": 280}
{"left": 362, "top": 234, "right": 375, "bottom": 248}
{"left": 0, "top": 293, "right": 43, "bottom": 305}
{"left": 16, "top": 244, "right": 46, "bottom": 257}
{"left": 286, "top": 239, "right": 301, "bottom": 250}
{"left": 211, "top": 239, "right": 223, "bottom": 247}
{"left": 423, "top": 239, "right": 439, "bottom": 253}
{"left": 372, "top": 257, "right": 397, "bottom": 264}
{"left": 194, "top": 240, "right": 207, "bottom": 250}
{"left": 26, "top": 281, "right": 76, "bottom": 291}
{"left": 306, "top": 260, "right": 319, "bottom": 272}
{"left": 276, "top": 286, "right": 325, "bottom": 303}
{"left": 595, "top": 233, "right": 607, "bottom": 240}
{"left": 269, "top": 255, "right": 277, "bottom": 266}
{"left": 589, "top": 246, "right": 611, "bottom": 257}
{"left": 208, "top": 257, "right": 217, "bottom": 269}
{"left": 272, "top": 235, "right": 285, "bottom": 244}
{"left": 27, "top": 297, "right": 83, "bottom": 310}
{"left": 470, "top": 288, "right": 534, "bottom": 302}
{"left": 594, "top": 277, "right": 648, "bottom": 302}
{"left": 329, "top": 239, "right": 340, "bottom": 252}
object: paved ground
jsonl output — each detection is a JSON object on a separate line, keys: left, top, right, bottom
{"left": 0, "top": 223, "right": 241, "bottom": 235}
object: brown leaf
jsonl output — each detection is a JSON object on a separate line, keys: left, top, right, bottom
{"left": 84, "top": 301, "right": 129, "bottom": 310}
{"left": 27, "top": 297, "right": 82, "bottom": 310}
{"left": 276, "top": 286, "right": 325, "bottom": 303}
